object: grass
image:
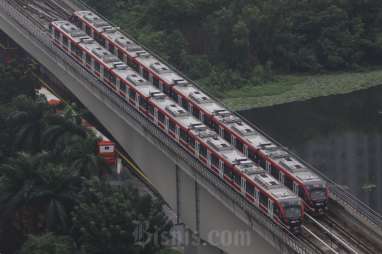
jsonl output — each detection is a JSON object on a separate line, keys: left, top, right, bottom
{"left": 204, "top": 68, "right": 382, "bottom": 110}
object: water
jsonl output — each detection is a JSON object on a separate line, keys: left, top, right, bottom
{"left": 240, "top": 86, "right": 382, "bottom": 213}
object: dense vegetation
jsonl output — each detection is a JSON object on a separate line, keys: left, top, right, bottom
{"left": 84, "top": 0, "right": 382, "bottom": 92}
{"left": 0, "top": 61, "right": 173, "bottom": 254}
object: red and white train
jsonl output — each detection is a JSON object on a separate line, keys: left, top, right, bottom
{"left": 49, "top": 20, "right": 303, "bottom": 234}
{"left": 37, "top": 87, "right": 116, "bottom": 166}
{"left": 71, "top": 11, "right": 328, "bottom": 214}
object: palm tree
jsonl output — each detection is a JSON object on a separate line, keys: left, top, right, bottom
{"left": 0, "top": 152, "right": 48, "bottom": 234}
{"left": 29, "top": 163, "right": 82, "bottom": 233}
{"left": 63, "top": 135, "right": 111, "bottom": 178}
{"left": 0, "top": 153, "right": 82, "bottom": 235}
{"left": 42, "top": 113, "right": 87, "bottom": 153}
{"left": 6, "top": 95, "right": 51, "bottom": 153}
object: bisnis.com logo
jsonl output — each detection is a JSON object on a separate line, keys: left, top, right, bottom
{"left": 132, "top": 221, "right": 251, "bottom": 248}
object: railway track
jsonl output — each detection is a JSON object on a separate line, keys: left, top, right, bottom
{"left": 3, "top": 1, "right": 382, "bottom": 254}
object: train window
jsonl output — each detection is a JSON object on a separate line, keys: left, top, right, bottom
{"left": 94, "top": 62, "right": 101, "bottom": 73}
{"left": 181, "top": 99, "right": 188, "bottom": 111}
{"left": 63, "top": 36, "right": 68, "bottom": 47}
{"left": 192, "top": 107, "right": 200, "bottom": 119}
{"left": 153, "top": 77, "right": 160, "bottom": 88}
{"left": 86, "top": 25, "right": 91, "bottom": 35}
{"left": 211, "top": 122, "right": 219, "bottom": 133}
{"left": 163, "top": 84, "right": 170, "bottom": 94}
{"left": 232, "top": 170, "right": 241, "bottom": 185}
{"left": 129, "top": 89, "right": 136, "bottom": 100}
{"left": 158, "top": 111, "right": 165, "bottom": 124}
{"left": 224, "top": 164, "right": 232, "bottom": 179}
{"left": 203, "top": 116, "right": 211, "bottom": 126}
{"left": 71, "top": 44, "right": 80, "bottom": 57}
{"left": 118, "top": 49, "right": 124, "bottom": 60}
{"left": 180, "top": 129, "right": 188, "bottom": 142}
{"left": 224, "top": 129, "right": 231, "bottom": 143}
{"left": 110, "top": 74, "right": 117, "bottom": 86}
{"left": 109, "top": 44, "right": 115, "bottom": 53}
{"left": 148, "top": 103, "right": 154, "bottom": 116}
{"left": 284, "top": 175, "right": 293, "bottom": 189}
{"left": 271, "top": 166, "right": 279, "bottom": 180}
{"left": 99, "top": 37, "right": 106, "bottom": 47}
{"left": 249, "top": 150, "right": 258, "bottom": 163}
{"left": 104, "top": 70, "right": 111, "bottom": 81}
{"left": 211, "top": 154, "right": 219, "bottom": 167}
{"left": 259, "top": 192, "right": 268, "bottom": 207}
{"left": 54, "top": 30, "right": 60, "bottom": 40}
{"left": 169, "top": 120, "right": 176, "bottom": 133}
{"left": 236, "top": 140, "right": 244, "bottom": 152}
{"left": 126, "top": 56, "right": 132, "bottom": 66}
{"left": 120, "top": 82, "right": 127, "bottom": 93}
{"left": 259, "top": 159, "right": 266, "bottom": 169}
{"left": 131, "top": 62, "right": 139, "bottom": 72}
{"left": 139, "top": 97, "right": 148, "bottom": 109}
{"left": 86, "top": 53, "right": 91, "bottom": 65}
{"left": 273, "top": 205, "right": 280, "bottom": 217}
{"left": 189, "top": 136, "right": 195, "bottom": 147}
{"left": 142, "top": 68, "right": 149, "bottom": 80}
{"left": 200, "top": 144, "right": 207, "bottom": 158}
{"left": 246, "top": 183, "right": 254, "bottom": 196}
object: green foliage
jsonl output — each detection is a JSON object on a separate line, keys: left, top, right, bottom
{"left": 84, "top": 0, "right": 382, "bottom": 90}
{"left": 0, "top": 61, "right": 38, "bottom": 103}
{"left": 71, "top": 179, "right": 172, "bottom": 254}
{"left": 19, "top": 233, "right": 76, "bottom": 254}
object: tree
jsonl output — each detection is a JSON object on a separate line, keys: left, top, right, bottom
{"left": 6, "top": 95, "right": 51, "bottom": 153}
{"left": 0, "top": 60, "right": 38, "bottom": 104}
{"left": 62, "top": 135, "right": 111, "bottom": 178}
{"left": 0, "top": 153, "right": 82, "bottom": 235}
{"left": 71, "top": 179, "right": 172, "bottom": 254}
{"left": 19, "top": 233, "right": 77, "bottom": 254}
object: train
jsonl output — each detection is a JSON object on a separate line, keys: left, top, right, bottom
{"left": 70, "top": 11, "right": 328, "bottom": 214}
{"left": 37, "top": 87, "right": 116, "bottom": 166}
{"left": 49, "top": 20, "right": 304, "bottom": 234}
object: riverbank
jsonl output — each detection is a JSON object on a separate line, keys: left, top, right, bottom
{"left": 203, "top": 69, "right": 382, "bottom": 110}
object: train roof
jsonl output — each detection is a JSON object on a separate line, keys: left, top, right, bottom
{"left": 252, "top": 173, "right": 297, "bottom": 201}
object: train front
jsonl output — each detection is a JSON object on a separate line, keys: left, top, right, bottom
{"left": 281, "top": 198, "right": 303, "bottom": 235}
{"left": 305, "top": 181, "right": 328, "bottom": 215}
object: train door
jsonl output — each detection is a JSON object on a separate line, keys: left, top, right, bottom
{"left": 154, "top": 108, "right": 158, "bottom": 125}
{"left": 189, "top": 104, "right": 193, "bottom": 114}
{"left": 268, "top": 199, "right": 274, "bottom": 218}
{"left": 100, "top": 65, "right": 104, "bottom": 80}
{"left": 164, "top": 116, "right": 169, "bottom": 133}
{"left": 231, "top": 135, "right": 236, "bottom": 146}
{"left": 116, "top": 78, "right": 121, "bottom": 93}
{"left": 195, "top": 141, "right": 200, "bottom": 158}
{"left": 200, "top": 112, "right": 204, "bottom": 123}
{"left": 218, "top": 160, "right": 224, "bottom": 178}
{"left": 266, "top": 161, "right": 271, "bottom": 173}
{"left": 135, "top": 94, "right": 140, "bottom": 109}
{"left": 219, "top": 126, "right": 224, "bottom": 138}
{"left": 241, "top": 177, "right": 246, "bottom": 195}
{"left": 243, "top": 144, "right": 248, "bottom": 157}
{"left": 175, "top": 126, "right": 180, "bottom": 142}
{"left": 207, "top": 151, "right": 211, "bottom": 168}
{"left": 293, "top": 181, "right": 299, "bottom": 195}
{"left": 255, "top": 189, "right": 260, "bottom": 207}
{"left": 279, "top": 171, "right": 285, "bottom": 184}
